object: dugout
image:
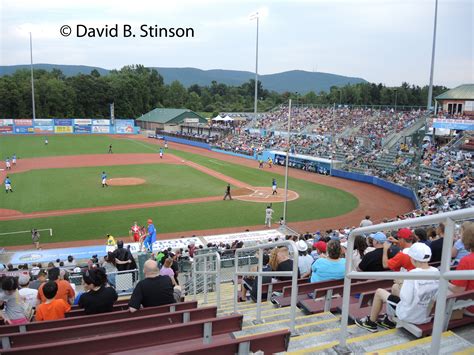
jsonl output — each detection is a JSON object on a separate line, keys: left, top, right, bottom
{"left": 261, "top": 150, "right": 341, "bottom": 174}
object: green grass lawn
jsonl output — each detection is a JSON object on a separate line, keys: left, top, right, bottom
{"left": 0, "top": 135, "right": 159, "bottom": 158}
{"left": 0, "top": 135, "right": 359, "bottom": 246}
{"left": 1, "top": 164, "right": 226, "bottom": 213}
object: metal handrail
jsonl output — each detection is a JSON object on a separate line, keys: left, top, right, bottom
{"left": 232, "top": 240, "right": 299, "bottom": 334}
{"left": 339, "top": 207, "right": 474, "bottom": 354}
{"left": 192, "top": 251, "right": 221, "bottom": 308}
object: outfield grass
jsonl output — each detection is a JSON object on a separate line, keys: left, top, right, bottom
{"left": 0, "top": 135, "right": 156, "bottom": 158}
{"left": 0, "top": 135, "right": 359, "bottom": 246}
{"left": 1, "top": 164, "right": 226, "bottom": 213}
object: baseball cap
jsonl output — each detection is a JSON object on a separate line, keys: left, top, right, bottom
{"left": 18, "top": 274, "right": 30, "bottom": 286}
{"left": 407, "top": 243, "right": 431, "bottom": 262}
{"left": 313, "top": 241, "right": 327, "bottom": 253}
{"left": 147, "top": 219, "right": 153, "bottom": 224}
{"left": 369, "top": 232, "right": 387, "bottom": 243}
{"left": 397, "top": 228, "right": 413, "bottom": 239}
{"left": 297, "top": 240, "right": 308, "bottom": 252}
{"left": 407, "top": 242, "right": 432, "bottom": 262}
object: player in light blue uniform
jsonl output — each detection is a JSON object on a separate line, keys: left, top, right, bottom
{"left": 144, "top": 219, "right": 156, "bottom": 252}
{"left": 4, "top": 176, "right": 13, "bottom": 193}
{"left": 159, "top": 148, "right": 164, "bottom": 159}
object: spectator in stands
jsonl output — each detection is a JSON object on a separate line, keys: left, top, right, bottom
{"left": 310, "top": 240, "right": 345, "bottom": 283}
{"left": 297, "top": 240, "right": 314, "bottom": 278}
{"left": 430, "top": 223, "right": 445, "bottom": 263}
{"left": 273, "top": 247, "right": 300, "bottom": 282}
{"left": 451, "top": 222, "right": 471, "bottom": 265}
{"left": 0, "top": 276, "right": 30, "bottom": 325}
{"left": 78, "top": 267, "right": 118, "bottom": 315}
{"left": 159, "top": 258, "right": 177, "bottom": 286}
{"left": 18, "top": 274, "right": 38, "bottom": 310}
{"left": 29, "top": 269, "right": 47, "bottom": 290}
{"left": 128, "top": 260, "right": 176, "bottom": 312}
{"left": 171, "top": 252, "right": 180, "bottom": 285}
{"left": 64, "top": 255, "right": 77, "bottom": 269}
{"left": 102, "top": 252, "right": 118, "bottom": 288}
{"left": 344, "top": 235, "right": 374, "bottom": 271}
{"left": 358, "top": 232, "right": 397, "bottom": 272}
{"left": 356, "top": 243, "right": 439, "bottom": 332}
{"left": 360, "top": 216, "right": 373, "bottom": 227}
{"left": 382, "top": 228, "right": 416, "bottom": 272}
{"left": 449, "top": 222, "right": 474, "bottom": 316}
{"left": 37, "top": 267, "right": 75, "bottom": 305}
{"left": 414, "top": 228, "right": 430, "bottom": 246}
{"left": 35, "top": 281, "right": 71, "bottom": 321}
{"left": 311, "top": 241, "right": 327, "bottom": 261}
{"left": 240, "top": 253, "right": 272, "bottom": 302}
{"left": 113, "top": 240, "right": 133, "bottom": 271}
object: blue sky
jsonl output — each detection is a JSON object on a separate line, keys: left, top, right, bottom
{"left": 0, "top": 0, "right": 472, "bottom": 87}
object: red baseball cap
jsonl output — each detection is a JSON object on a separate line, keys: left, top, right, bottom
{"left": 397, "top": 228, "right": 412, "bottom": 239}
{"left": 313, "top": 241, "right": 327, "bottom": 253}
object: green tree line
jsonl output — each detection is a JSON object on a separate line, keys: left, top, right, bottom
{"left": 0, "top": 65, "right": 448, "bottom": 118}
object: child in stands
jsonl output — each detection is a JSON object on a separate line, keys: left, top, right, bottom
{"left": 355, "top": 243, "right": 439, "bottom": 332}
{"left": 35, "top": 281, "right": 71, "bottom": 321}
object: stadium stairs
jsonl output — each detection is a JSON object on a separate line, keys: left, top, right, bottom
{"left": 190, "top": 282, "right": 473, "bottom": 354}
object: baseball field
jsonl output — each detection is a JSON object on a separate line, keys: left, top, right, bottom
{"left": 0, "top": 134, "right": 413, "bottom": 248}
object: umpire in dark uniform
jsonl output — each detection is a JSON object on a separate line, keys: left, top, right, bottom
{"left": 223, "top": 184, "right": 232, "bottom": 200}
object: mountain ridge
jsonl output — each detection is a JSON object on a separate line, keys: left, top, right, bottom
{"left": 0, "top": 64, "right": 367, "bottom": 94}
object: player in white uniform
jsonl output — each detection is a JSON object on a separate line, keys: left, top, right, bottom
{"left": 5, "top": 158, "right": 11, "bottom": 170}
{"left": 265, "top": 205, "right": 274, "bottom": 228}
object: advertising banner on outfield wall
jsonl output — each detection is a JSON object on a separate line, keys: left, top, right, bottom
{"left": 92, "top": 119, "right": 110, "bottom": 126}
{"left": 34, "top": 126, "right": 54, "bottom": 134}
{"left": 54, "top": 125, "right": 74, "bottom": 133}
{"left": 74, "top": 119, "right": 92, "bottom": 125}
{"left": 14, "top": 119, "right": 33, "bottom": 126}
{"left": 34, "top": 119, "right": 54, "bottom": 126}
{"left": 92, "top": 125, "right": 110, "bottom": 133}
{"left": 74, "top": 125, "right": 92, "bottom": 133}
{"left": 115, "top": 119, "right": 135, "bottom": 134}
{"left": 433, "top": 118, "right": 474, "bottom": 131}
{"left": 0, "top": 126, "right": 13, "bottom": 133}
{"left": 14, "top": 126, "right": 34, "bottom": 134}
{"left": 54, "top": 118, "right": 73, "bottom": 126}
{"left": 0, "top": 119, "right": 14, "bottom": 126}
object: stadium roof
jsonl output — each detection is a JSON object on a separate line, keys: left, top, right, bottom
{"left": 136, "top": 108, "right": 207, "bottom": 124}
{"left": 435, "top": 84, "right": 474, "bottom": 100}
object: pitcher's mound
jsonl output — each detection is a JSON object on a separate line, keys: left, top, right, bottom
{"left": 108, "top": 178, "right": 146, "bottom": 186}
{"left": 233, "top": 187, "right": 299, "bottom": 203}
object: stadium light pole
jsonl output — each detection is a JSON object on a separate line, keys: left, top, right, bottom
{"left": 29, "top": 32, "right": 36, "bottom": 120}
{"left": 426, "top": 0, "right": 438, "bottom": 111}
{"left": 250, "top": 12, "right": 259, "bottom": 120}
{"left": 283, "top": 99, "right": 292, "bottom": 225}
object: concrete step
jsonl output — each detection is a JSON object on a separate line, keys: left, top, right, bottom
{"left": 239, "top": 308, "right": 307, "bottom": 326}
{"left": 368, "top": 331, "right": 473, "bottom": 355}
{"left": 286, "top": 328, "right": 412, "bottom": 354}
{"left": 233, "top": 312, "right": 337, "bottom": 337}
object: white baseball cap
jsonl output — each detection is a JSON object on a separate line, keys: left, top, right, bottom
{"left": 407, "top": 242, "right": 432, "bottom": 262}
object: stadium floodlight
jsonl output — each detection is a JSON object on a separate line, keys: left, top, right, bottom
{"left": 30, "top": 32, "right": 36, "bottom": 120}
{"left": 426, "top": 0, "right": 438, "bottom": 112}
{"left": 283, "top": 99, "right": 292, "bottom": 224}
{"left": 250, "top": 11, "right": 259, "bottom": 120}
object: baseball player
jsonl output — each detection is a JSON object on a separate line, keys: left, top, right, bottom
{"left": 223, "top": 184, "right": 232, "bottom": 200}
{"left": 101, "top": 171, "right": 108, "bottom": 187}
{"left": 268, "top": 158, "right": 273, "bottom": 168}
{"left": 272, "top": 178, "right": 277, "bottom": 195}
{"left": 4, "top": 176, "right": 13, "bottom": 193}
{"left": 164, "top": 140, "right": 168, "bottom": 149}
{"left": 265, "top": 205, "right": 274, "bottom": 228}
{"left": 5, "top": 157, "right": 11, "bottom": 170}
{"left": 44, "top": 138, "right": 48, "bottom": 145}
{"left": 108, "top": 144, "right": 113, "bottom": 154}
{"left": 12, "top": 154, "right": 16, "bottom": 166}
{"left": 144, "top": 219, "right": 157, "bottom": 252}
{"left": 130, "top": 221, "right": 141, "bottom": 242}
{"left": 159, "top": 148, "right": 164, "bottom": 159}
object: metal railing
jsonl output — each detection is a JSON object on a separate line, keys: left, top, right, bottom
{"left": 69, "top": 269, "right": 139, "bottom": 296}
{"left": 192, "top": 251, "right": 221, "bottom": 308}
{"left": 232, "top": 240, "right": 299, "bottom": 334}
{"left": 339, "top": 207, "right": 474, "bottom": 354}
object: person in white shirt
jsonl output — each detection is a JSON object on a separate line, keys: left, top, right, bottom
{"left": 296, "top": 240, "right": 314, "bottom": 278}
{"left": 18, "top": 274, "right": 38, "bottom": 310}
{"left": 359, "top": 216, "right": 373, "bottom": 227}
{"left": 355, "top": 243, "right": 439, "bottom": 332}
{"left": 265, "top": 205, "right": 274, "bottom": 228}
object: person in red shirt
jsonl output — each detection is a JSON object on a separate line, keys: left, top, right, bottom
{"left": 382, "top": 228, "right": 416, "bottom": 272}
{"left": 36, "top": 281, "right": 71, "bottom": 321}
{"left": 449, "top": 222, "right": 474, "bottom": 315}
{"left": 130, "top": 221, "right": 141, "bottom": 243}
